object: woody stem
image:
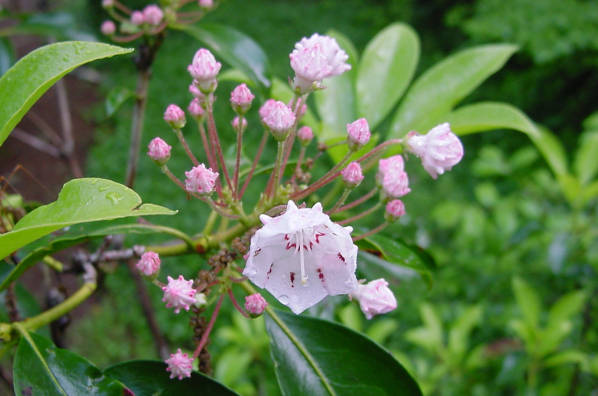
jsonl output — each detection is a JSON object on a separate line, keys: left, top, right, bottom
{"left": 193, "top": 294, "right": 224, "bottom": 359}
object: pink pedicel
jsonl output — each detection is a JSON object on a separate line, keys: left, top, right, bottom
{"left": 346, "top": 118, "right": 371, "bottom": 150}
{"left": 385, "top": 199, "right": 406, "bottom": 222}
{"left": 406, "top": 123, "right": 464, "bottom": 179}
{"left": 341, "top": 162, "right": 364, "bottom": 187}
{"left": 142, "top": 4, "right": 163, "bottom": 26}
{"left": 244, "top": 293, "right": 268, "bottom": 316}
{"left": 162, "top": 275, "right": 197, "bottom": 314}
{"left": 297, "top": 126, "right": 314, "bottom": 146}
{"left": 163, "top": 104, "right": 186, "bottom": 129}
{"left": 230, "top": 83, "right": 255, "bottom": 114}
{"left": 185, "top": 164, "right": 219, "bottom": 194}
{"left": 188, "top": 98, "right": 205, "bottom": 118}
{"left": 100, "top": 20, "right": 116, "bottom": 36}
{"left": 259, "top": 100, "right": 295, "bottom": 140}
{"left": 131, "top": 11, "right": 145, "bottom": 26}
{"left": 165, "top": 349, "right": 193, "bottom": 380}
{"left": 147, "top": 137, "right": 171, "bottom": 165}
{"left": 352, "top": 278, "right": 397, "bottom": 320}
{"left": 136, "top": 251, "right": 161, "bottom": 276}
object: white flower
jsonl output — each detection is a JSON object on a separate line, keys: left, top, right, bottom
{"left": 243, "top": 201, "right": 358, "bottom": 314}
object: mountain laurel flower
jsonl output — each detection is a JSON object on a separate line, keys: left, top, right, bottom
{"left": 245, "top": 293, "right": 268, "bottom": 317}
{"left": 381, "top": 170, "right": 410, "bottom": 198}
{"left": 136, "top": 251, "right": 161, "bottom": 276}
{"left": 259, "top": 100, "right": 296, "bottom": 141}
{"left": 163, "top": 104, "right": 186, "bottom": 129}
{"left": 406, "top": 123, "right": 464, "bottom": 179}
{"left": 230, "top": 83, "right": 254, "bottom": 114}
{"left": 341, "top": 162, "right": 364, "bottom": 188}
{"left": 187, "top": 49, "right": 221, "bottom": 92}
{"left": 385, "top": 199, "right": 406, "bottom": 222}
{"left": 188, "top": 82, "right": 204, "bottom": 98}
{"left": 100, "top": 20, "right": 116, "bottom": 36}
{"left": 290, "top": 33, "right": 351, "bottom": 93}
{"left": 131, "top": 11, "right": 145, "bottom": 25}
{"left": 377, "top": 155, "right": 405, "bottom": 181}
{"left": 352, "top": 279, "right": 397, "bottom": 320}
{"left": 165, "top": 349, "right": 193, "bottom": 380}
{"left": 162, "top": 275, "right": 196, "bottom": 314}
{"left": 142, "top": 4, "right": 163, "bottom": 26}
{"left": 198, "top": 0, "right": 214, "bottom": 8}
{"left": 188, "top": 98, "right": 205, "bottom": 119}
{"left": 232, "top": 116, "right": 247, "bottom": 131}
{"left": 243, "top": 201, "right": 359, "bottom": 314}
{"left": 185, "top": 164, "right": 218, "bottom": 194}
{"left": 147, "top": 137, "right": 171, "bottom": 165}
{"left": 346, "top": 118, "right": 370, "bottom": 150}
{"left": 297, "top": 126, "right": 314, "bottom": 146}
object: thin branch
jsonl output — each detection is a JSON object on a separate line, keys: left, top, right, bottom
{"left": 125, "top": 69, "right": 151, "bottom": 187}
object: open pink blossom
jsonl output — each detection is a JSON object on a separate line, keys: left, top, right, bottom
{"left": 245, "top": 293, "right": 268, "bottom": 317}
{"left": 341, "top": 162, "right": 364, "bottom": 187}
{"left": 243, "top": 201, "right": 358, "bottom": 314}
{"left": 101, "top": 20, "right": 116, "bottom": 36}
{"left": 352, "top": 279, "right": 397, "bottom": 319}
{"left": 131, "top": 11, "right": 144, "bottom": 26}
{"left": 406, "top": 123, "right": 464, "bottom": 179}
{"left": 290, "top": 33, "right": 351, "bottom": 93}
{"left": 136, "top": 251, "right": 161, "bottom": 276}
{"left": 162, "top": 275, "right": 196, "bottom": 314}
{"left": 187, "top": 98, "right": 205, "bottom": 118}
{"left": 163, "top": 104, "right": 186, "bottom": 129}
{"left": 147, "top": 137, "right": 171, "bottom": 165}
{"left": 185, "top": 164, "right": 218, "bottom": 194}
{"left": 142, "top": 4, "right": 163, "bottom": 26}
{"left": 165, "top": 349, "right": 193, "bottom": 380}
{"left": 297, "top": 126, "right": 314, "bottom": 146}
{"left": 385, "top": 199, "right": 406, "bottom": 222}
{"left": 259, "top": 100, "right": 295, "bottom": 140}
{"left": 346, "top": 118, "right": 370, "bottom": 150}
{"left": 187, "top": 49, "right": 221, "bottom": 92}
{"left": 230, "top": 83, "right": 254, "bottom": 114}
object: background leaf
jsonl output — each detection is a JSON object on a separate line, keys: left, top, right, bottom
{"left": 104, "top": 86, "right": 135, "bottom": 118}
{"left": 573, "top": 129, "right": 598, "bottom": 185}
{"left": 0, "top": 38, "right": 15, "bottom": 77}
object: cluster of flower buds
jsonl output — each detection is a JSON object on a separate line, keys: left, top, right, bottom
{"left": 139, "top": 33, "right": 463, "bottom": 379}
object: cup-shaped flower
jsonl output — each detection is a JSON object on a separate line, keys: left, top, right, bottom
{"left": 185, "top": 164, "right": 218, "bottom": 194}
{"left": 230, "top": 83, "right": 254, "bottom": 114}
{"left": 406, "top": 123, "right": 464, "bottom": 179}
{"left": 188, "top": 98, "right": 205, "bottom": 119}
{"left": 384, "top": 199, "right": 405, "bottom": 222}
{"left": 352, "top": 278, "right": 397, "bottom": 319}
{"left": 163, "top": 104, "right": 186, "bottom": 129}
{"left": 142, "top": 4, "right": 163, "bottom": 26}
{"left": 131, "top": 11, "right": 145, "bottom": 26}
{"left": 346, "top": 118, "right": 370, "bottom": 150}
{"left": 243, "top": 201, "right": 359, "bottom": 314}
{"left": 259, "top": 100, "right": 295, "bottom": 141}
{"left": 290, "top": 33, "right": 351, "bottom": 93}
{"left": 165, "top": 349, "right": 193, "bottom": 380}
{"left": 162, "top": 275, "right": 196, "bottom": 314}
{"left": 100, "top": 20, "right": 116, "bottom": 36}
{"left": 297, "top": 126, "right": 314, "bottom": 146}
{"left": 341, "top": 161, "right": 364, "bottom": 188}
{"left": 136, "top": 251, "right": 161, "bottom": 276}
{"left": 245, "top": 293, "right": 268, "bottom": 317}
{"left": 187, "top": 49, "right": 221, "bottom": 93}
{"left": 147, "top": 137, "right": 171, "bottom": 165}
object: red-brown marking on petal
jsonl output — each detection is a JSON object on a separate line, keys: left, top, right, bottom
{"left": 290, "top": 272, "right": 295, "bottom": 287}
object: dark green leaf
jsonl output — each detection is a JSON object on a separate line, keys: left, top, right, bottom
{"left": 0, "top": 38, "right": 15, "bottom": 76}
{"left": 104, "top": 360, "right": 239, "bottom": 396}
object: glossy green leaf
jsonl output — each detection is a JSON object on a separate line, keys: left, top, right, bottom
{"left": 0, "top": 41, "right": 132, "bottom": 146}
{"left": 104, "top": 86, "right": 135, "bottom": 118}
{"left": 574, "top": 129, "right": 598, "bottom": 185}
{"left": 390, "top": 44, "right": 517, "bottom": 137}
{"left": 178, "top": 23, "right": 270, "bottom": 89}
{"left": 266, "top": 310, "right": 422, "bottom": 396}
{"left": 104, "top": 360, "right": 239, "bottom": 395}
{"left": 0, "top": 38, "right": 15, "bottom": 76}
{"left": 14, "top": 331, "right": 125, "bottom": 396}
{"left": 512, "top": 277, "right": 541, "bottom": 328}
{"left": 357, "top": 23, "right": 419, "bottom": 129}
{"left": 0, "top": 178, "right": 176, "bottom": 262}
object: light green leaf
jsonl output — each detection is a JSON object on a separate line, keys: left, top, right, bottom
{"left": 544, "top": 350, "right": 587, "bottom": 368}
{"left": 574, "top": 130, "right": 598, "bottom": 185}
{"left": 357, "top": 23, "right": 419, "bottom": 129}
{"left": 0, "top": 41, "right": 132, "bottom": 146}
{"left": 104, "top": 86, "right": 135, "bottom": 118}
{"left": 390, "top": 44, "right": 517, "bottom": 137}
{"left": 512, "top": 277, "right": 542, "bottom": 328}
{"left": 448, "top": 305, "right": 483, "bottom": 362}
{"left": 547, "top": 290, "right": 586, "bottom": 328}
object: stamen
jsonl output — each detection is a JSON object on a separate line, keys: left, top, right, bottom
{"left": 299, "top": 230, "right": 308, "bottom": 284}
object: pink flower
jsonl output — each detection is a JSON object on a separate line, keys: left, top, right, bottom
{"left": 162, "top": 275, "right": 196, "bottom": 314}
{"left": 352, "top": 279, "right": 397, "bottom": 320}
{"left": 101, "top": 20, "right": 116, "bottom": 36}
{"left": 131, "top": 11, "right": 145, "bottom": 26}
{"left": 385, "top": 199, "right": 405, "bottom": 222}
{"left": 378, "top": 155, "right": 405, "bottom": 179}
{"left": 198, "top": 0, "right": 214, "bottom": 8}
{"left": 406, "top": 123, "right": 464, "bottom": 179}
{"left": 259, "top": 100, "right": 295, "bottom": 140}
{"left": 142, "top": 4, "right": 163, "bottom": 26}
{"left": 136, "top": 251, "right": 161, "bottom": 276}
{"left": 290, "top": 33, "right": 351, "bottom": 93}
{"left": 346, "top": 118, "right": 370, "bottom": 150}
{"left": 245, "top": 293, "right": 268, "bottom": 317}
{"left": 188, "top": 82, "right": 204, "bottom": 98}
{"left": 243, "top": 201, "right": 358, "bottom": 314}
{"left": 297, "top": 126, "right": 314, "bottom": 146}
{"left": 232, "top": 116, "right": 247, "bottom": 131}
{"left": 147, "top": 137, "right": 171, "bottom": 165}
{"left": 102, "top": 0, "right": 114, "bottom": 8}
{"left": 187, "top": 98, "right": 205, "bottom": 118}
{"left": 165, "top": 349, "right": 193, "bottom": 380}
{"left": 230, "top": 83, "right": 254, "bottom": 114}
{"left": 381, "top": 170, "right": 410, "bottom": 198}
{"left": 163, "top": 104, "right": 186, "bottom": 129}
{"left": 341, "top": 162, "right": 364, "bottom": 187}
{"left": 185, "top": 164, "right": 218, "bottom": 194}
{"left": 187, "top": 49, "right": 221, "bottom": 93}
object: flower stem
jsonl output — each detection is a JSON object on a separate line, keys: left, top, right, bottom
{"left": 352, "top": 223, "right": 388, "bottom": 242}
{"left": 193, "top": 294, "right": 224, "bottom": 359}
{"left": 337, "top": 202, "right": 381, "bottom": 225}
{"left": 331, "top": 187, "right": 378, "bottom": 214}
{"left": 174, "top": 128, "right": 199, "bottom": 166}
{"left": 239, "top": 130, "right": 268, "bottom": 199}
{"left": 267, "top": 140, "right": 286, "bottom": 199}
{"left": 328, "top": 188, "right": 352, "bottom": 213}
{"left": 233, "top": 117, "right": 244, "bottom": 198}
{"left": 206, "top": 98, "right": 233, "bottom": 192}
{"left": 227, "top": 289, "right": 249, "bottom": 318}
{"left": 291, "top": 150, "right": 352, "bottom": 201}
{"left": 125, "top": 68, "right": 151, "bottom": 187}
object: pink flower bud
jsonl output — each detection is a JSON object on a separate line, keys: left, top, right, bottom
{"left": 188, "top": 82, "right": 204, "bottom": 98}
{"left": 102, "top": 0, "right": 114, "bottom": 8}
{"left": 232, "top": 116, "right": 247, "bottom": 131}
{"left": 297, "top": 126, "right": 314, "bottom": 146}
{"left": 131, "top": 11, "right": 145, "bottom": 26}
{"left": 162, "top": 275, "right": 196, "bottom": 314}
{"left": 385, "top": 199, "right": 405, "bottom": 222}
{"left": 187, "top": 98, "right": 205, "bottom": 118}
{"left": 406, "top": 123, "right": 464, "bottom": 179}
{"left": 198, "top": 0, "right": 214, "bottom": 9}
{"left": 185, "top": 164, "right": 218, "bottom": 194}
{"left": 377, "top": 155, "right": 405, "bottom": 181}
{"left": 101, "top": 20, "right": 116, "bottom": 36}
{"left": 136, "top": 251, "right": 161, "bottom": 276}
{"left": 346, "top": 118, "right": 370, "bottom": 150}
{"left": 163, "top": 104, "right": 186, "bottom": 129}
{"left": 341, "top": 162, "right": 364, "bottom": 187}
{"left": 381, "top": 170, "right": 410, "bottom": 198}
{"left": 352, "top": 279, "right": 397, "bottom": 320}
{"left": 165, "top": 349, "right": 193, "bottom": 380}
{"left": 244, "top": 293, "right": 268, "bottom": 317}
{"left": 230, "top": 83, "right": 255, "bottom": 114}
{"left": 187, "top": 49, "right": 221, "bottom": 93}
{"left": 142, "top": 4, "right": 163, "bottom": 26}
{"left": 147, "top": 137, "right": 171, "bottom": 165}
{"left": 259, "top": 100, "right": 296, "bottom": 140}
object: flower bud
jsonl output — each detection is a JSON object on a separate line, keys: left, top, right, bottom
{"left": 259, "top": 99, "right": 295, "bottom": 141}
{"left": 341, "top": 161, "right": 364, "bottom": 188}
{"left": 163, "top": 104, "right": 186, "bottom": 129}
{"left": 136, "top": 251, "right": 161, "bottom": 276}
{"left": 406, "top": 123, "right": 464, "bottom": 179}
{"left": 102, "top": 0, "right": 114, "bottom": 8}
{"left": 297, "top": 126, "right": 314, "bottom": 146}
{"left": 188, "top": 82, "right": 204, "bottom": 98}
{"left": 185, "top": 164, "right": 218, "bottom": 194}
{"left": 187, "top": 98, "right": 205, "bottom": 119}
{"left": 162, "top": 275, "right": 196, "bottom": 314}
{"left": 230, "top": 83, "right": 254, "bottom": 114}
{"left": 384, "top": 199, "right": 405, "bottom": 222}
{"left": 232, "top": 116, "right": 247, "bottom": 131}
{"left": 194, "top": 293, "right": 207, "bottom": 308}
{"left": 131, "top": 11, "right": 145, "bottom": 26}
{"left": 352, "top": 279, "right": 397, "bottom": 320}
{"left": 198, "top": 0, "right": 214, "bottom": 10}
{"left": 187, "top": 49, "right": 221, "bottom": 93}
{"left": 165, "top": 349, "right": 193, "bottom": 380}
{"left": 244, "top": 293, "right": 268, "bottom": 317}
{"left": 346, "top": 118, "right": 370, "bottom": 150}
{"left": 381, "top": 170, "right": 410, "bottom": 199}
{"left": 142, "top": 4, "right": 163, "bottom": 26}
{"left": 101, "top": 20, "right": 116, "bottom": 36}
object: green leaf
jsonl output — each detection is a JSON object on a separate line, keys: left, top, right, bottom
{"left": 574, "top": 130, "right": 598, "bottom": 185}
{"left": 512, "top": 277, "right": 542, "bottom": 329}
{"left": 544, "top": 350, "right": 587, "bottom": 368}
{"left": 448, "top": 305, "right": 483, "bottom": 362}
{"left": 104, "top": 360, "right": 239, "bottom": 395}
{"left": 177, "top": 23, "right": 270, "bottom": 89}
{"left": 547, "top": 290, "right": 586, "bottom": 328}
{"left": 104, "top": 86, "right": 135, "bottom": 118}
{"left": 13, "top": 331, "right": 125, "bottom": 396}
{"left": 0, "top": 41, "right": 132, "bottom": 146}
{"left": 0, "top": 38, "right": 15, "bottom": 76}
{"left": 389, "top": 44, "right": 517, "bottom": 137}
{"left": 405, "top": 304, "right": 443, "bottom": 353}
{"left": 266, "top": 309, "right": 422, "bottom": 396}
{"left": 0, "top": 178, "right": 176, "bottom": 262}
{"left": 357, "top": 23, "right": 419, "bottom": 130}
